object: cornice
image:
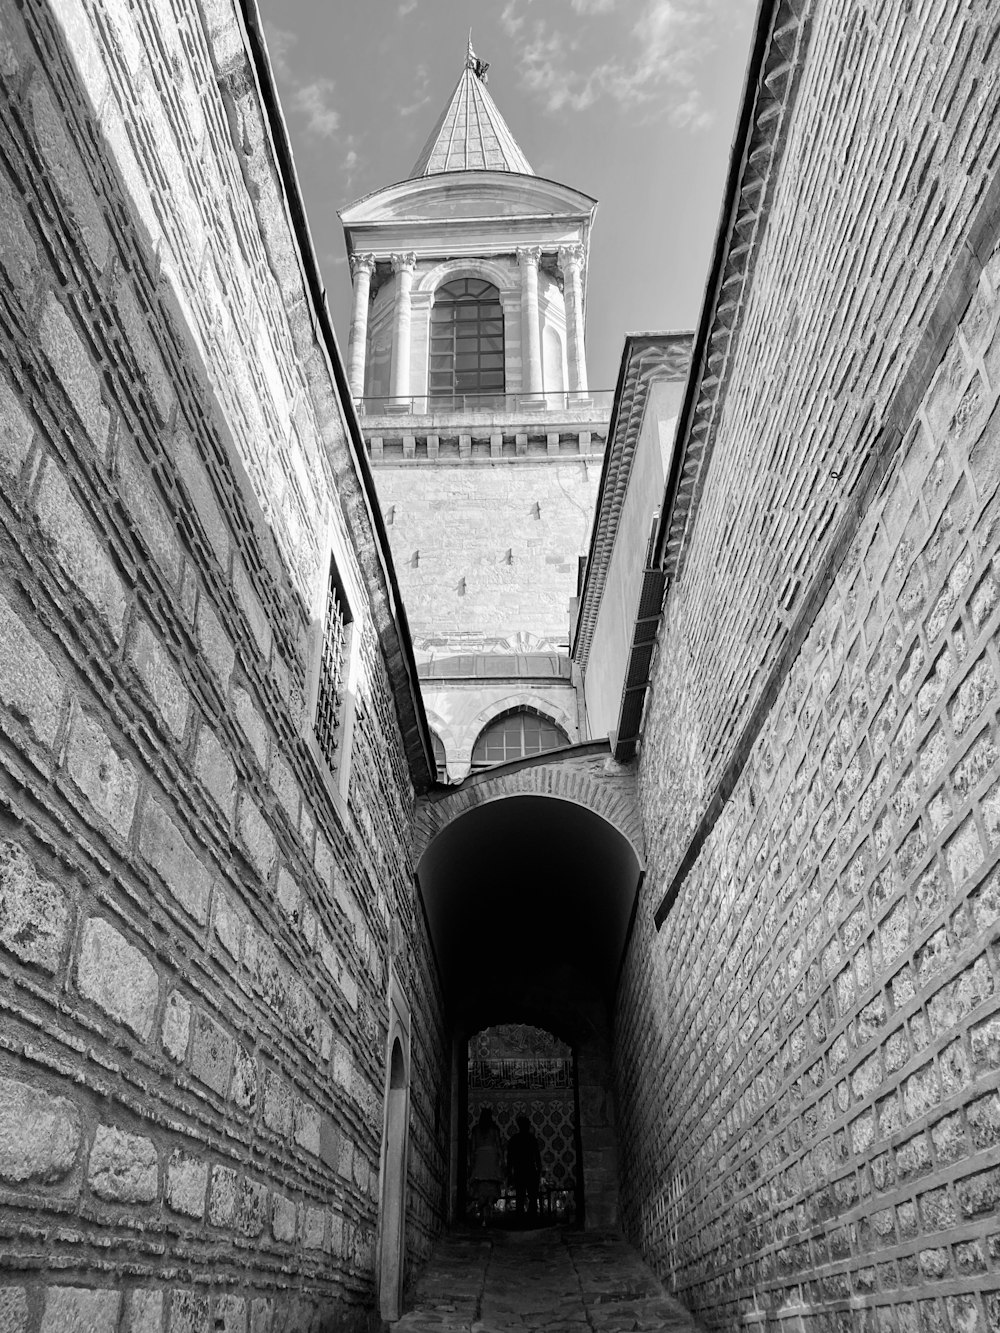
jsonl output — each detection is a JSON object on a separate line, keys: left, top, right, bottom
{"left": 573, "top": 333, "right": 691, "bottom": 669}
{"left": 655, "top": 0, "right": 812, "bottom": 581}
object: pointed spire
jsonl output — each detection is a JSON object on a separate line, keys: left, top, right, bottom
{"left": 408, "top": 42, "right": 533, "bottom": 178}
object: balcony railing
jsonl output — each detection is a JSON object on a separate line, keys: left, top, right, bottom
{"left": 356, "top": 390, "right": 614, "bottom": 417}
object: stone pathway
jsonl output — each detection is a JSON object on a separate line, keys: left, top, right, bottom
{"left": 393, "top": 1228, "right": 703, "bottom": 1333}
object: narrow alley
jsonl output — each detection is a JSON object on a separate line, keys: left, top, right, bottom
{"left": 394, "top": 1229, "right": 702, "bottom": 1333}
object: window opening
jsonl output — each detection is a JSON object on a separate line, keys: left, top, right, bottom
{"left": 429, "top": 278, "right": 505, "bottom": 403}
{"left": 315, "top": 558, "right": 353, "bottom": 767}
{"left": 431, "top": 732, "right": 448, "bottom": 782}
{"left": 470, "top": 709, "right": 568, "bottom": 771}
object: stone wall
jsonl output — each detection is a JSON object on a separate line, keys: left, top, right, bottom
{"left": 0, "top": 0, "right": 446, "bottom": 1328}
{"left": 371, "top": 453, "right": 603, "bottom": 656}
{"left": 617, "top": 1, "right": 1000, "bottom": 1329}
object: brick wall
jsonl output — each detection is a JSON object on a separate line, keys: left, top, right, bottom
{"left": 617, "top": 1, "right": 1000, "bottom": 1329}
{"left": 0, "top": 0, "right": 446, "bottom": 1328}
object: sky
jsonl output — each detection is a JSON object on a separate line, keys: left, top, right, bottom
{"left": 259, "top": 0, "right": 759, "bottom": 392}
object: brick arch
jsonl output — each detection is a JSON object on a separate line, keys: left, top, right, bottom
{"left": 412, "top": 743, "right": 644, "bottom": 866}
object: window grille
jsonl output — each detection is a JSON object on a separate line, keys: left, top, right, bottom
{"left": 315, "top": 559, "right": 352, "bottom": 766}
{"left": 429, "top": 278, "right": 505, "bottom": 401}
{"left": 470, "top": 709, "right": 568, "bottom": 771}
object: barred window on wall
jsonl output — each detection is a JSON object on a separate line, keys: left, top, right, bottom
{"left": 315, "top": 557, "right": 353, "bottom": 767}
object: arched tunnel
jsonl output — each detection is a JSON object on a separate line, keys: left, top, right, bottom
{"left": 416, "top": 793, "right": 644, "bottom": 1227}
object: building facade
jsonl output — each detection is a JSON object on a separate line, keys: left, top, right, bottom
{"left": 340, "top": 44, "right": 612, "bottom": 778}
{"left": 0, "top": 0, "right": 999, "bottom": 1331}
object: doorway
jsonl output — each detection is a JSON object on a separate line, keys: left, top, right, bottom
{"left": 464, "top": 1024, "right": 582, "bottom": 1226}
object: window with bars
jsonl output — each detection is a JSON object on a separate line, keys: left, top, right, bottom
{"left": 429, "top": 278, "right": 505, "bottom": 400}
{"left": 470, "top": 709, "right": 568, "bottom": 771}
{"left": 314, "top": 558, "right": 353, "bottom": 768}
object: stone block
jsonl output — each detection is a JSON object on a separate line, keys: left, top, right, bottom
{"left": 276, "top": 867, "right": 299, "bottom": 920}
{"left": 30, "top": 83, "right": 109, "bottom": 270}
{"left": 161, "top": 990, "right": 191, "bottom": 1063}
{"left": 0, "top": 839, "right": 70, "bottom": 973}
{"left": 0, "top": 1075, "right": 80, "bottom": 1184}
{"left": 40, "top": 1288, "right": 120, "bottom": 1333}
{"left": 0, "top": 1287, "right": 28, "bottom": 1331}
{"left": 233, "top": 686, "right": 268, "bottom": 769}
{"left": 303, "top": 1205, "right": 326, "bottom": 1250}
{"left": 233, "top": 562, "right": 272, "bottom": 660}
{"left": 117, "top": 440, "right": 181, "bottom": 587}
{"left": 38, "top": 298, "right": 110, "bottom": 454}
{"left": 237, "top": 1177, "right": 268, "bottom": 1237}
{"left": 189, "top": 1009, "right": 233, "bottom": 1097}
{"left": 209, "top": 1164, "right": 237, "bottom": 1227}
{"left": 115, "top": 280, "right": 174, "bottom": 424}
{"left": 165, "top": 1151, "right": 208, "bottom": 1218}
{"left": 88, "top": 1124, "right": 158, "bottom": 1202}
{"left": 262, "top": 1070, "right": 292, "bottom": 1136}
{"left": 0, "top": 371, "right": 33, "bottom": 482}
{"left": 211, "top": 889, "right": 242, "bottom": 961}
{"left": 194, "top": 725, "right": 236, "bottom": 822}
{"left": 272, "top": 1192, "right": 296, "bottom": 1242}
{"left": 123, "top": 1290, "right": 163, "bottom": 1333}
{"left": 172, "top": 430, "right": 230, "bottom": 570}
{"left": 139, "top": 795, "right": 211, "bottom": 924}
{"left": 214, "top": 1295, "right": 247, "bottom": 1333}
{"left": 76, "top": 917, "right": 158, "bottom": 1040}
{"left": 293, "top": 1099, "right": 321, "bottom": 1156}
{"left": 0, "top": 172, "right": 38, "bottom": 298}
{"left": 169, "top": 1291, "right": 210, "bottom": 1333}
{"left": 128, "top": 621, "right": 189, "bottom": 742}
{"left": 238, "top": 795, "right": 277, "bottom": 882}
{"left": 231, "top": 1045, "right": 258, "bottom": 1112}
{"left": 0, "top": 592, "right": 65, "bottom": 749}
{"left": 195, "top": 598, "right": 235, "bottom": 693}
{"left": 65, "top": 710, "right": 138, "bottom": 839}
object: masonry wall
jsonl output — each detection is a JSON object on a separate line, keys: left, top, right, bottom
{"left": 617, "top": 2, "right": 1000, "bottom": 1329}
{"left": 0, "top": 1, "right": 447, "bottom": 1328}
{"left": 372, "top": 454, "right": 602, "bottom": 657}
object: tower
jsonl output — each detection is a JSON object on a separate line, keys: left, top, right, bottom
{"left": 340, "top": 42, "right": 611, "bottom": 779}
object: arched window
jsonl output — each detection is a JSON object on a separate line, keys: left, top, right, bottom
{"left": 431, "top": 731, "right": 448, "bottom": 782}
{"left": 470, "top": 709, "right": 569, "bottom": 771}
{"left": 429, "top": 278, "right": 504, "bottom": 402}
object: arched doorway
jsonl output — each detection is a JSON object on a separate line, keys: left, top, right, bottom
{"left": 465, "top": 1023, "right": 581, "bottom": 1227}
{"left": 416, "top": 793, "right": 643, "bottom": 1229}
{"left": 378, "top": 1034, "right": 408, "bottom": 1320}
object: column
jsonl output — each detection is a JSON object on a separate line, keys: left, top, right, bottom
{"left": 389, "top": 251, "right": 417, "bottom": 406}
{"left": 347, "top": 252, "right": 375, "bottom": 399}
{"left": 517, "top": 245, "right": 543, "bottom": 398}
{"left": 558, "top": 243, "right": 589, "bottom": 396}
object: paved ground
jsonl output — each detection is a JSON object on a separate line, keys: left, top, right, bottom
{"left": 393, "top": 1227, "right": 703, "bottom": 1332}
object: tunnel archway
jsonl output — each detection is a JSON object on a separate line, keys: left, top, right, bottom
{"left": 417, "top": 793, "right": 643, "bottom": 1228}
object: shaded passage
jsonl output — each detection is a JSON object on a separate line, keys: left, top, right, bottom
{"left": 394, "top": 1228, "right": 704, "bottom": 1332}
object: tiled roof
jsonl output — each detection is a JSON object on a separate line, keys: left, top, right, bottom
{"left": 409, "top": 51, "right": 533, "bottom": 178}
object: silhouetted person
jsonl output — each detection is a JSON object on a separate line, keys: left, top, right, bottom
{"left": 469, "top": 1107, "right": 504, "bottom": 1226}
{"left": 506, "top": 1114, "right": 541, "bottom": 1222}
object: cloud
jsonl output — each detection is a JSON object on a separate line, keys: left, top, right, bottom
{"left": 398, "top": 0, "right": 418, "bottom": 13}
{"left": 400, "top": 63, "right": 432, "bottom": 117}
{"left": 264, "top": 21, "right": 343, "bottom": 140}
{"left": 500, "top": 0, "right": 734, "bottom": 126}
{"left": 292, "top": 78, "right": 341, "bottom": 138}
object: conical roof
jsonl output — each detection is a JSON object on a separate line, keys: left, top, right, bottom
{"left": 409, "top": 40, "right": 534, "bottom": 178}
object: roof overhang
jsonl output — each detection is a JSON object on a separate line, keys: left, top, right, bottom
{"left": 572, "top": 332, "right": 692, "bottom": 670}
{"left": 340, "top": 171, "right": 597, "bottom": 229}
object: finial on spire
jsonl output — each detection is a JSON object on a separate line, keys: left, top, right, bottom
{"left": 467, "top": 30, "right": 489, "bottom": 82}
